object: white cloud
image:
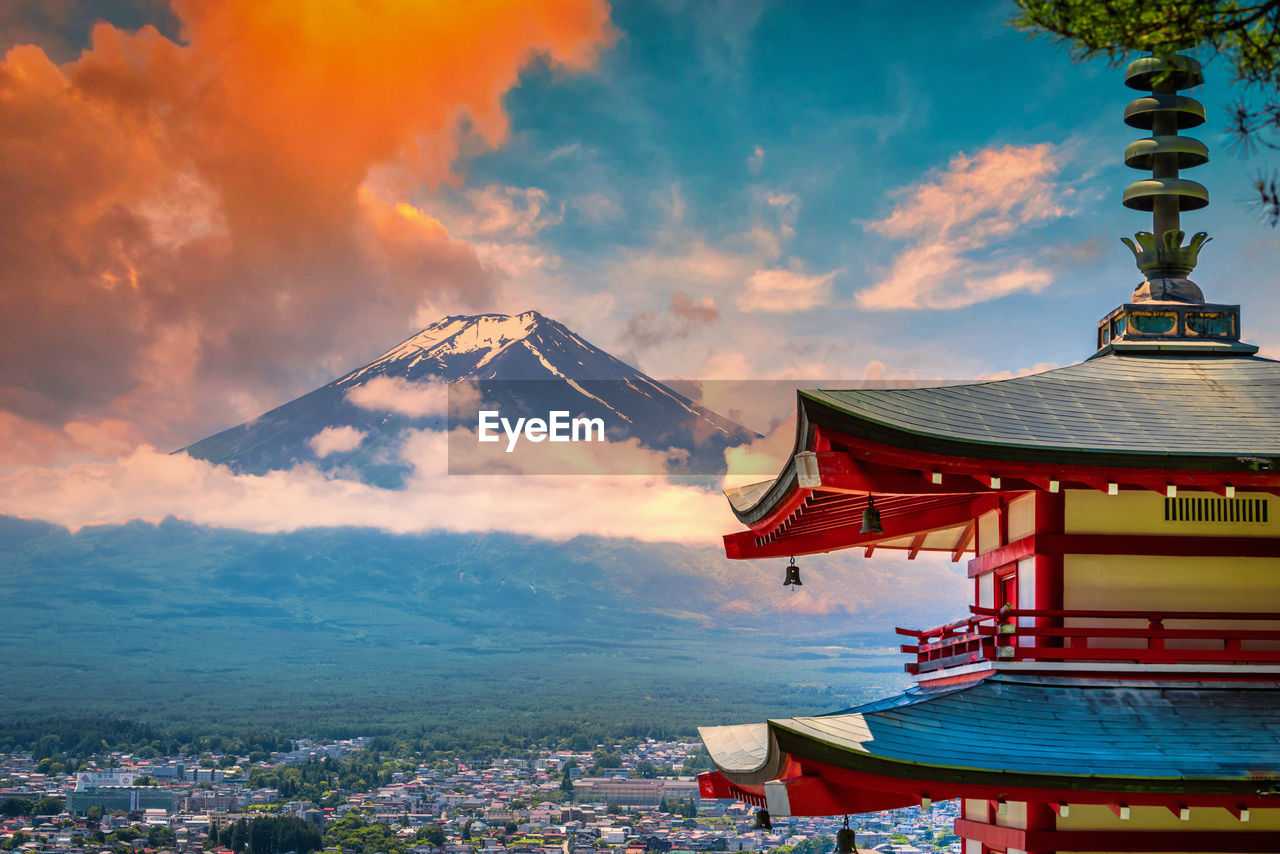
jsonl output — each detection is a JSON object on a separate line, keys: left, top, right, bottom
{"left": 722, "top": 415, "right": 794, "bottom": 485}
{"left": 974, "top": 362, "right": 1060, "bottom": 381}
{"left": 859, "top": 245, "right": 1052, "bottom": 311}
{"left": 737, "top": 268, "right": 838, "bottom": 313}
{"left": 0, "top": 432, "right": 737, "bottom": 543}
{"left": 307, "top": 426, "right": 367, "bottom": 457}
{"left": 445, "top": 186, "right": 563, "bottom": 239}
{"left": 858, "top": 143, "right": 1070, "bottom": 310}
{"left": 346, "top": 376, "right": 451, "bottom": 418}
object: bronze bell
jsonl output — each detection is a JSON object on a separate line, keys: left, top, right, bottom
{"left": 860, "top": 496, "right": 883, "bottom": 535}
{"left": 835, "top": 816, "right": 857, "bottom": 854}
{"left": 783, "top": 557, "right": 802, "bottom": 587}
{"left": 753, "top": 809, "right": 772, "bottom": 830}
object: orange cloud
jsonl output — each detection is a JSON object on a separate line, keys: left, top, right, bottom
{"left": 857, "top": 143, "right": 1068, "bottom": 310}
{"left": 737, "top": 267, "right": 838, "bottom": 313}
{"left": 623, "top": 291, "right": 720, "bottom": 349}
{"left": 0, "top": 0, "right": 614, "bottom": 454}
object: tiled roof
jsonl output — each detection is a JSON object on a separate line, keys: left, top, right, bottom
{"left": 803, "top": 353, "right": 1280, "bottom": 460}
{"left": 701, "top": 674, "right": 1280, "bottom": 792}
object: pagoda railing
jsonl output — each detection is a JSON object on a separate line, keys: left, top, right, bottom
{"left": 898, "top": 606, "right": 1280, "bottom": 674}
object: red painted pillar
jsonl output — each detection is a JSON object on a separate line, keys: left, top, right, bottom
{"left": 953, "top": 798, "right": 989, "bottom": 854}
{"left": 1034, "top": 492, "right": 1065, "bottom": 647}
{"left": 1024, "top": 801, "right": 1057, "bottom": 854}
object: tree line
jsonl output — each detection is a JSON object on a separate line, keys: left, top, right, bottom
{"left": 210, "top": 817, "right": 322, "bottom": 854}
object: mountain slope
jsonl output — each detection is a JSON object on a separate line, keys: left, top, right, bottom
{"left": 182, "top": 311, "right": 754, "bottom": 483}
{"left": 0, "top": 515, "right": 932, "bottom": 738}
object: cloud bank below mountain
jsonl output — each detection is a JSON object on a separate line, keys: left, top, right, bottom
{"left": 0, "top": 431, "right": 736, "bottom": 543}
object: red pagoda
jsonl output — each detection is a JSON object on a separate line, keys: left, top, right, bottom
{"left": 698, "top": 53, "right": 1280, "bottom": 854}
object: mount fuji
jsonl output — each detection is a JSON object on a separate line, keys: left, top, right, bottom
{"left": 181, "top": 311, "right": 756, "bottom": 483}
{"left": 0, "top": 314, "right": 965, "bottom": 734}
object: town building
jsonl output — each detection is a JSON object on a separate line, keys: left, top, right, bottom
{"left": 571, "top": 777, "right": 700, "bottom": 807}
{"left": 67, "top": 786, "right": 179, "bottom": 815}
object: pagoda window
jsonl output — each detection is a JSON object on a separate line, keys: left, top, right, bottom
{"left": 976, "top": 572, "right": 995, "bottom": 609}
{"left": 977, "top": 508, "right": 1002, "bottom": 554}
{"left": 996, "top": 568, "right": 1017, "bottom": 613}
{"left": 1184, "top": 311, "right": 1233, "bottom": 336}
{"left": 1128, "top": 310, "right": 1177, "bottom": 334}
{"left": 1111, "top": 313, "right": 1127, "bottom": 337}
{"left": 1006, "top": 494, "right": 1036, "bottom": 541}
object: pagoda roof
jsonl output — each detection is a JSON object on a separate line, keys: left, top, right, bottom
{"left": 700, "top": 674, "right": 1280, "bottom": 796}
{"left": 722, "top": 353, "right": 1280, "bottom": 558}
{"left": 802, "top": 352, "right": 1279, "bottom": 467}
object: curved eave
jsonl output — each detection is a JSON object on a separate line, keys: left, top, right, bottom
{"left": 766, "top": 721, "right": 1276, "bottom": 796}
{"left": 724, "top": 399, "right": 813, "bottom": 528}
{"left": 725, "top": 356, "right": 1280, "bottom": 534}
{"left": 701, "top": 676, "right": 1280, "bottom": 804}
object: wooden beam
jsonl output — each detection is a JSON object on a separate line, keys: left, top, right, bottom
{"left": 740, "top": 486, "right": 811, "bottom": 537}
{"left": 965, "top": 533, "right": 1280, "bottom": 576}
{"left": 967, "top": 534, "right": 1036, "bottom": 577}
{"left": 793, "top": 451, "right": 998, "bottom": 496}
{"left": 725, "top": 494, "right": 998, "bottom": 560}
{"left": 1042, "top": 533, "right": 1280, "bottom": 559}
{"left": 954, "top": 820, "right": 1280, "bottom": 853}
{"left": 907, "top": 533, "right": 926, "bottom": 560}
{"left": 953, "top": 818, "right": 1021, "bottom": 850}
{"left": 951, "top": 521, "right": 976, "bottom": 563}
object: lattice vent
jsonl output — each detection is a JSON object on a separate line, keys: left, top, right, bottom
{"left": 1164, "top": 496, "right": 1269, "bottom": 523}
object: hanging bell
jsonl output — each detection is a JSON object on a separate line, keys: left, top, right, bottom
{"left": 753, "top": 809, "right": 772, "bottom": 830}
{"left": 783, "top": 557, "right": 802, "bottom": 587}
{"left": 835, "top": 816, "right": 858, "bottom": 854}
{"left": 860, "top": 496, "right": 883, "bottom": 535}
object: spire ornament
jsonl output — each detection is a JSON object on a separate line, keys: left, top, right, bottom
{"left": 1121, "top": 53, "right": 1210, "bottom": 300}
{"left": 1093, "top": 51, "right": 1255, "bottom": 356}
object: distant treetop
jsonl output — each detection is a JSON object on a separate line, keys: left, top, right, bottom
{"left": 1014, "top": 0, "right": 1280, "bottom": 224}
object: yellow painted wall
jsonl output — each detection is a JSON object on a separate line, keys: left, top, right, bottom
{"left": 978, "top": 509, "right": 1001, "bottom": 555}
{"left": 1064, "top": 555, "right": 1280, "bottom": 648}
{"left": 958, "top": 802, "right": 1280, "bottom": 853}
{"left": 1056, "top": 803, "right": 1280, "bottom": 832}
{"left": 959, "top": 804, "right": 1280, "bottom": 854}
{"left": 1064, "top": 555, "right": 1280, "bottom": 611}
{"left": 995, "top": 799, "right": 1027, "bottom": 830}
{"left": 1007, "top": 493, "right": 1036, "bottom": 541}
{"left": 964, "top": 798, "right": 987, "bottom": 822}
{"left": 1065, "top": 489, "right": 1277, "bottom": 537}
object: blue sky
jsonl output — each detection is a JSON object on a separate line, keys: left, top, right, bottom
{"left": 418, "top": 0, "right": 1279, "bottom": 388}
{"left": 0, "top": 0, "right": 1275, "bottom": 542}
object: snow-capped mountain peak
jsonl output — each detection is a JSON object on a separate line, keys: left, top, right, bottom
{"left": 182, "top": 310, "right": 757, "bottom": 482}
{"left": 338, "top": 311, "right": 547, "bottom": 386}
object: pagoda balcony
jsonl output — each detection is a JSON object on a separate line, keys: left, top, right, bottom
{"left": 899, "top": 606, "right": 1280, "bottom": 675}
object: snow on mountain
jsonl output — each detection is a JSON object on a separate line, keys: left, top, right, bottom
{"left": 339, "top": 311, "right": 543, "bottom": 385}
{"left": 180, "top": 311, "right": 755, "bottom": 484}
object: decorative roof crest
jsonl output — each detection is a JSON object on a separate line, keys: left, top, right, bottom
{"left": 1121, "top": 52, "right": 1210, "bottom": 300}
{"left": 1094, "top": 51, "right": 1254, "bottom": 356}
